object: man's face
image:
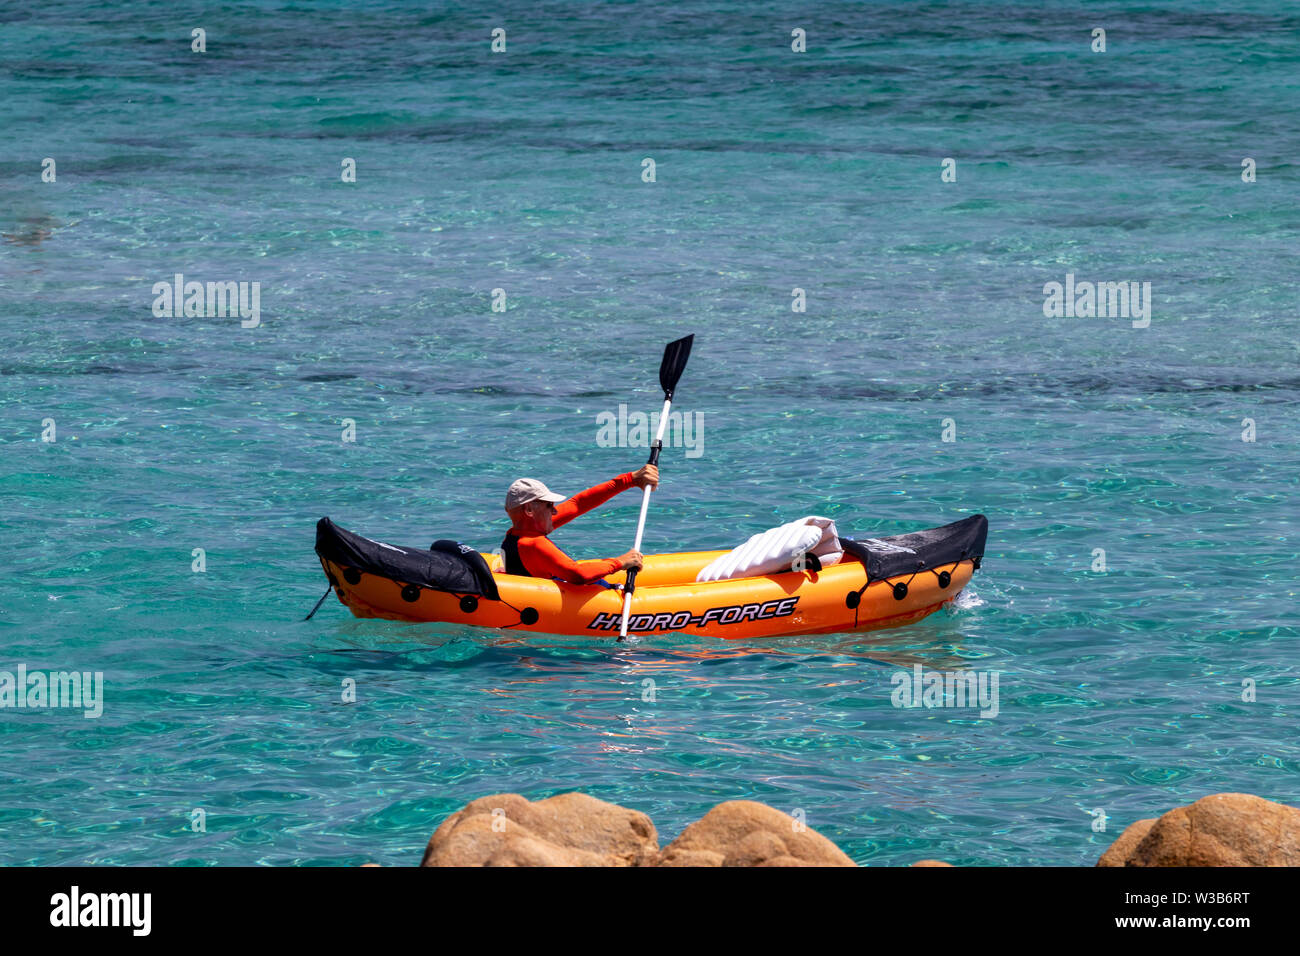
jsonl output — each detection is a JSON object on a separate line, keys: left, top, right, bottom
{"left": 526, "top": 499, "right": 557, "bottom": 533}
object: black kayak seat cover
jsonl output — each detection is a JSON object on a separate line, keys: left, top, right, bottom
{"left": 315, "top": 518, "right": 500, "bottom": 601}
{"left": 840, "top": 514, "right": 987, "bottom": 583}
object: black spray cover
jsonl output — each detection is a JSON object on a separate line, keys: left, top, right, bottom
{"left": 840, "top": 514, "right": 987, "bottom": 583}
{"left": 315, "top": 518, "right": 500, "bottom": 601}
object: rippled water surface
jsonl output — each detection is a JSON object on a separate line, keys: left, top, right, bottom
{"left": 1, "top": 0, "right": 1297, "bottom": 864}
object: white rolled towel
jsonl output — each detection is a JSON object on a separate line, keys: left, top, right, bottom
{"left": 696, "top": 516, "right": 843, "bottom": 582}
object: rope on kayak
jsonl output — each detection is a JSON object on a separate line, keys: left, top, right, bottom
{"left": 303, "top": 585, "right": 333, "bottom": 621}
{"left": 326, "top": 561, "right": 539, "bottom": 628}
{"left": 447, "top": 589, "right": 537, "bottom": 626}
{"left": 845, "top": 560, "right": 971, "bottom": 628}
{"left": 499, "top": 605, "right": 541, "bottom": 628}
{"left": 402, "top": 584, "right": 484, "bottom": 616}
{"left": 305, "top": 559, "right": 339, "bottom": 620}
{"left": 483, "top": 593, "right": 538, "bottom": 629}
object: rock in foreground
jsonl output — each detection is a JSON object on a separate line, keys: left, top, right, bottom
{"left": 1097, "top": 793, "right": 1300, "bottom": 867}
{"left": 422, "top": 793, "right": 855, "bottom": 866}
{"left": 1096, "top": 819, "right": 1156, "bottom": 867}
{"left": 657, "top": 800, "right": 855, "bottom": 867}
{"left": 421, "top": 792, "right": 658, "bottom": 867}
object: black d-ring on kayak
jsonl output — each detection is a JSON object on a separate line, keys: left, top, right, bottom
{"left": 845, "top": 578, "right": 873, "bottom": 609}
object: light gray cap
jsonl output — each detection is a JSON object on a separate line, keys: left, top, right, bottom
{"left": 505, "top": 477, "right": 566, "bottom": 512}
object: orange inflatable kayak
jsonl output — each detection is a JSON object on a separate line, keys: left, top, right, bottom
{"left": 313, "top": 515, "right": 987, "bottom": 640}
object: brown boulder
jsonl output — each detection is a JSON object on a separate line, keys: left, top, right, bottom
{"left": 421, "top": 792, "right": 658, "bottom": 867}
{"left": 1096, "top": 819, "right": 1156, "bottom": 867}
{"left": 655, "top": 848, "right": 724, "bottom": 867}
{"left": 657, "top": 800, "right": 856, "bottom": 867}
{"left": 1098, "top": 794, "right": 1300, "bottom": 867}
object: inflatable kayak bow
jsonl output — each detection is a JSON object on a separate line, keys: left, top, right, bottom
{"left": 313, "top": 514, "right": 988, "bottom": 640}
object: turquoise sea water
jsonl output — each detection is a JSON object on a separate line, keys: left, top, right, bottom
{"left": 2, "top": 1, "right": 1297, "bottom": 865}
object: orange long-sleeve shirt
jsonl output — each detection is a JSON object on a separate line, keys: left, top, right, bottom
{"left": 505, "top": 472, "right": 636, "bottom": 584}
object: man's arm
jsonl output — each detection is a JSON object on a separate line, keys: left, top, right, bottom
{"left": 551, "top": 472, "right": 636, "bottom": 529}
{"left": 518, "top": 535, "right": 623, "bottom": 585}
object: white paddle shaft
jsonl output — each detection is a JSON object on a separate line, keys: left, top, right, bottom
{"left": 619, "top": 397, "right": 673, "bottom": 639}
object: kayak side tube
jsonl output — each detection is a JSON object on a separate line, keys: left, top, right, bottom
{"left": 315, "top": 514, "right": 988, "bottom": 640}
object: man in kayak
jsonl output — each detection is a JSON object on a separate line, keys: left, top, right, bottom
{"left": 501, "top": 464, "right": 659, "bottom": 585}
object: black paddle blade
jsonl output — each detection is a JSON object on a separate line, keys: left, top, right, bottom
{"left": 658, "top": 334, "right": 694, "bottom": 399}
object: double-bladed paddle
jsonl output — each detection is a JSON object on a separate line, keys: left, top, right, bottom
{"left": 617, "top": 334, "right": 694, "bottom": 642}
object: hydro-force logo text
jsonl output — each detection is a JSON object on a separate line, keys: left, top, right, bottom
{"left": 587, "top": 597, "right": 799, "bottom": 633}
